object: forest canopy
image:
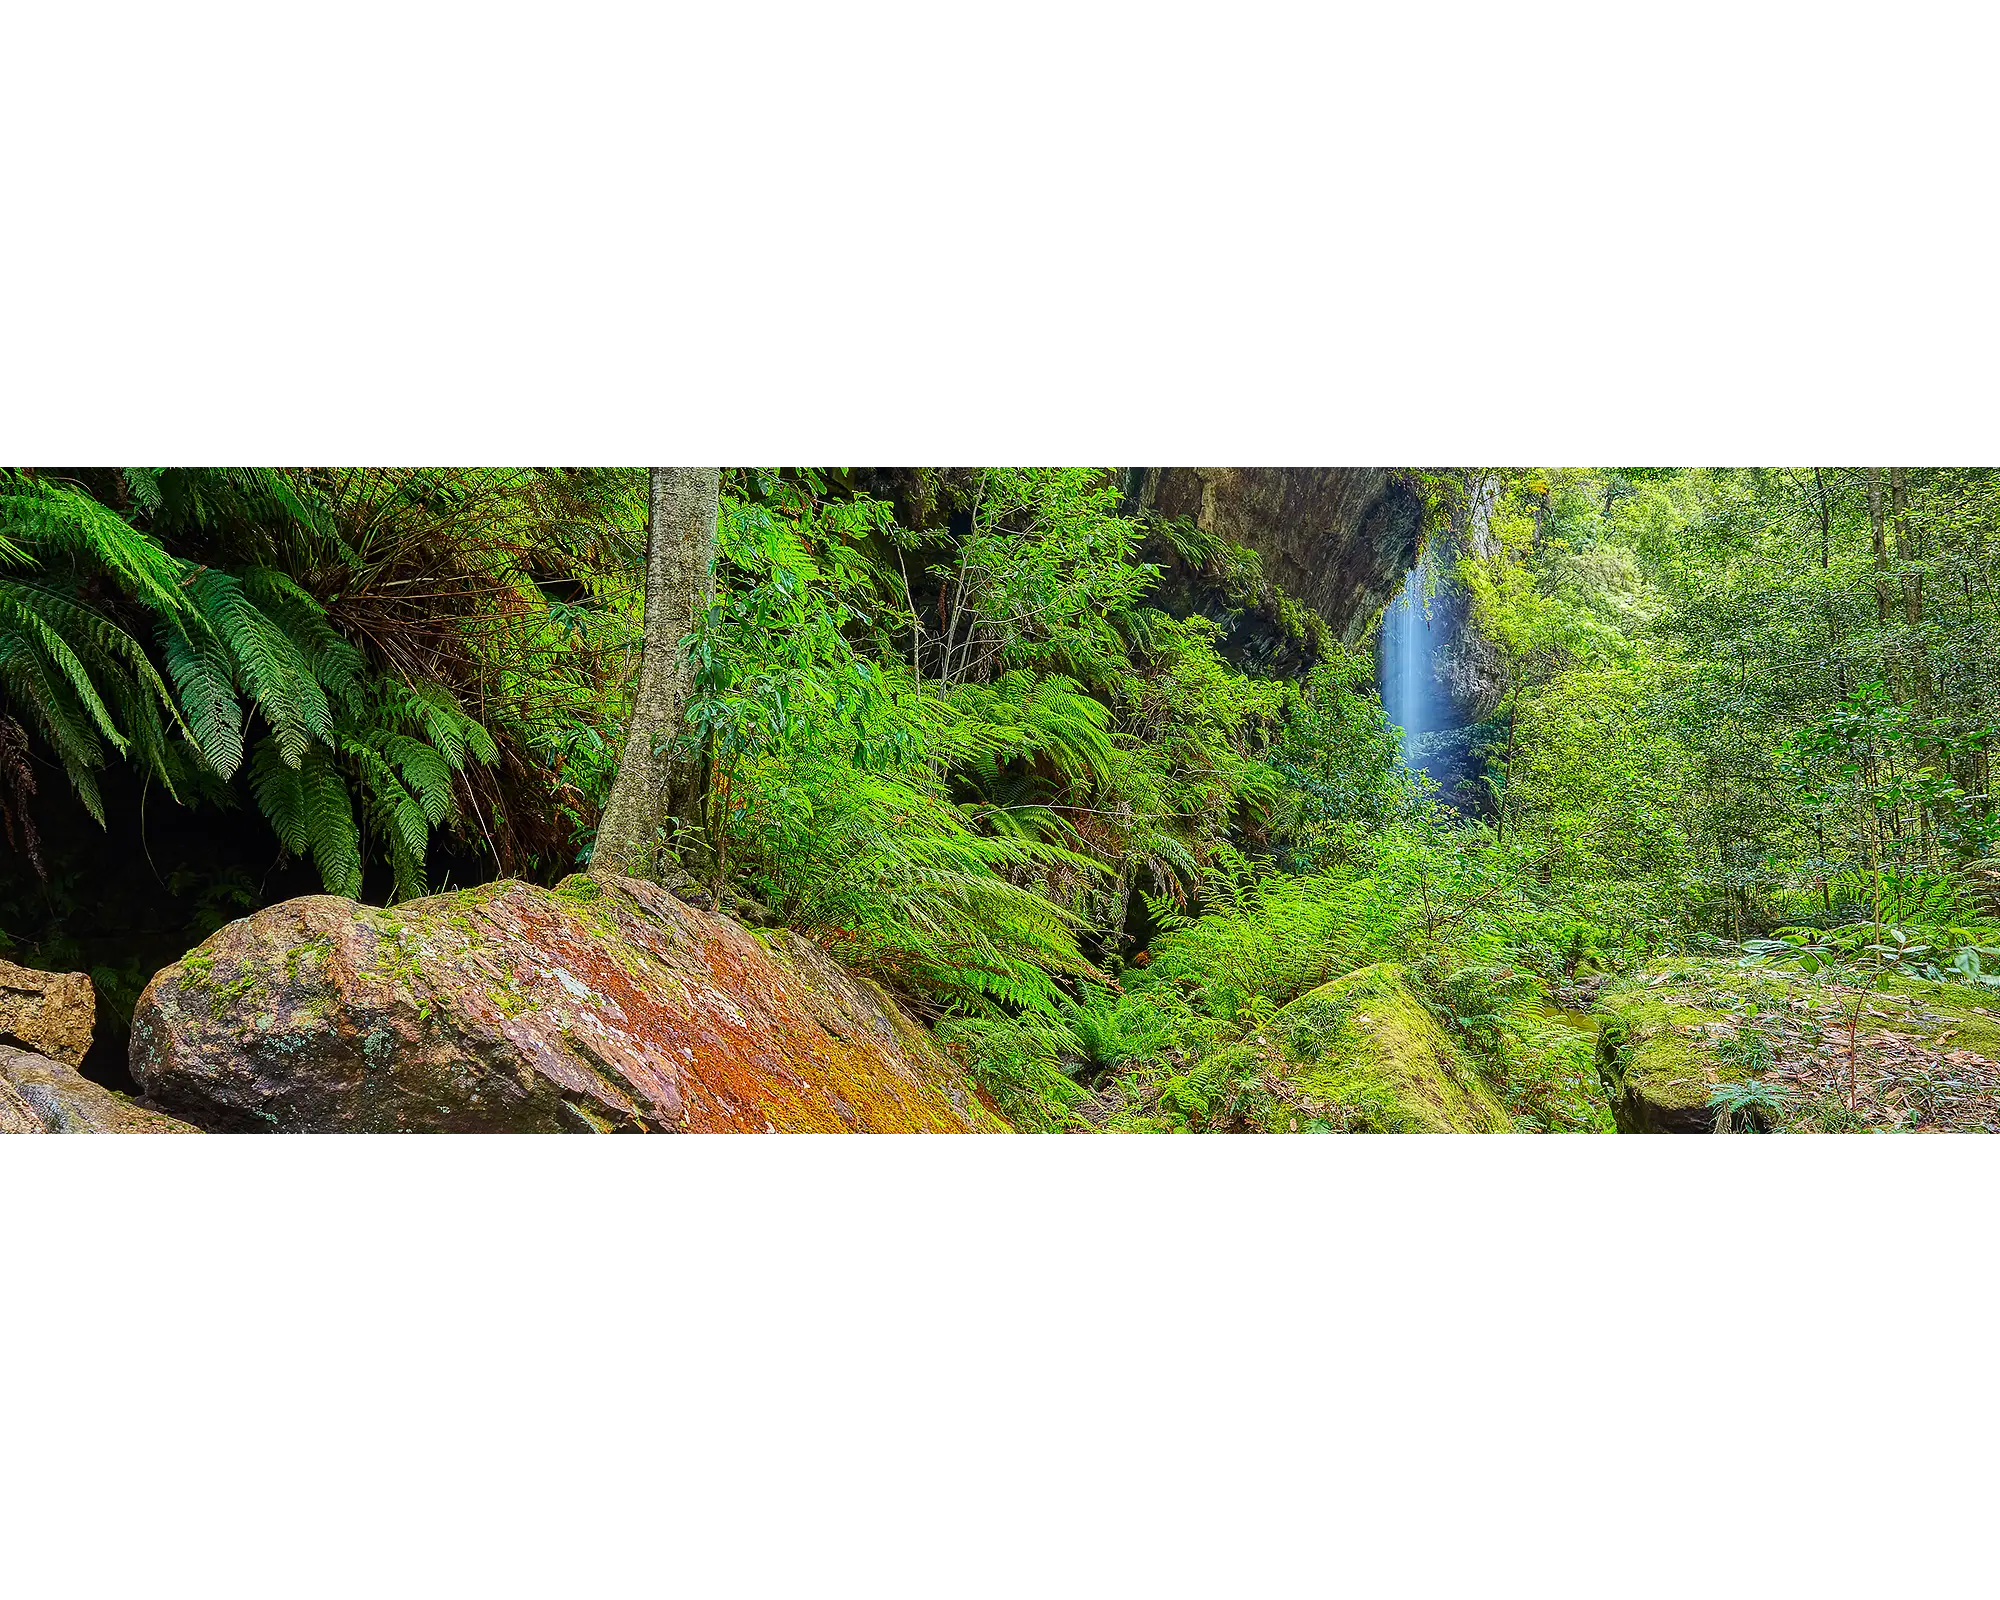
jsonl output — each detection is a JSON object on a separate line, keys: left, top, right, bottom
{"left": 3, "top": 466, "right": 1995, "bottom": 1133}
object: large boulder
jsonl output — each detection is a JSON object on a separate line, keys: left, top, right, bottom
{"left": 1174, "top": 963, "right": 1511, "bottom": 1134}
{"left": 1259, "top": 964, "right": 1512, "bottom": 1132}
{"left": 130, "top": 875, "right": 1010, "bottom": 1134}
{"left": 0, "top": 1044, "right": 198, "bottom": 1134}
{"left": 1594, "top": 958, "right": 1817, "bottom": 1133}
{"left": 0, "top": 957, "right": 96, "bottom": 1067}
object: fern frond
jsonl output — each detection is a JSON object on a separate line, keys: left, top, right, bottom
{"left": 183, "top": 566, "right": 332, "bottom": 763}
{"left": 0, "top": 632, "right": 109, "bottom": 822}
{"left": 250, "top": 737, "right": 310, "bottom": 855}
{"left": 122, "top": 469, "right": 164, "bottom": 514}
{"left": 0, "top": 471, "right": 188, "bottom": 615}
{"left": 300, "top": 750, "right": 363, "bottom": 898}
{"left": 157, "top": 614, "right": 245, "bottom": 777}
{"left": 0, "top": 584, "right": 129, "bottom": 755}
{"left": 374, "top": 733, "right": 456, "bottom": 825}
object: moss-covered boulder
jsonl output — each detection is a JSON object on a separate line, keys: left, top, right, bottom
{"left": 1237, "top": 963, "right": 1510, "bottom": 1133}
{"left": 0, "top": 1044, "right": 198, "bottom": 1134}
{"left": 130, "top": 874, "right": 1009, "bottom": 1134}
{"left": 1594, "top": 957, "right": 2000, "bottom": 1134}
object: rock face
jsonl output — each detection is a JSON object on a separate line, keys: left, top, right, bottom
{"left": 130, "top": 875, "right": 1010, "bottom": 1134}
{"left": 1594, "top": 1014, "right": 1716, "bottom": 1134}
{"left": 1133, "top": 469, "right": 1427, "bottom": 647}
{"left": 853, "top": 468, "right": 1431, "bottom": 670}
{"left": 0, "top": 1044, "right": 198, "bottom": 1134}
{"left": 1426, "top": 473, "right": 1507, "bottom": 726}
{"left": 0, "top": 957, "right": 96, "bottom": 1067}
{"left": 1224, "top": 963, "right": 1512, "bottom": 1133}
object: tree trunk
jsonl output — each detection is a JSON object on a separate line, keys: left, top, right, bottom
{"left": 1891, "top": 468, "right": 1933, "bottom": 735}
{"left": 1868, "top": 468, "right": 1893, "bottom": 629}
{"left": 1867, "top": 467, "right": 1901, "bottom": 702}
{"left": 591, "top": 468, "right": 719, "bottom": 882}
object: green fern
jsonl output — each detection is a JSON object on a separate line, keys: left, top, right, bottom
{"left": 249, "top": 738, "right": 310, "bottom": 856}
{"left": 299, "top": 750, "right": 363, "bottom": 899}
{"left": 1, "top": 469, "right": 517, "bottom": 899}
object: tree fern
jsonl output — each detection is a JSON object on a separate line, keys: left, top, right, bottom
{"left": 0, "top": 467, "right": 581, "bottom": 899}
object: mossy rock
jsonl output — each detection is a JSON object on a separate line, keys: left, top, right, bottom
{"left": 1250, "top": 963, "right": 1510, "bottom": 1134}
{"left": 1593, "top": 957, "right": 2000, "bottom": 1134}
{"left": 131, "top": 874, "right": 1008, "bottom": 1134}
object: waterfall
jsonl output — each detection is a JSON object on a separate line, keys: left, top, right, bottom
{"left": 1379, "top": 559, "right": 1441, "bottom": 783}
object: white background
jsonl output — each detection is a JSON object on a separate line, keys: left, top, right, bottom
{"left": 5, "top": 3, "right": 1998, "bottom": 1595}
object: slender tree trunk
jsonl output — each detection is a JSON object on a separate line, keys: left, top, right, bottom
{"left": 1891, "top": 467, "right": 1934, "bottom": 739}
{"left": 591, "top": 468, "right": 719, "bottom": 881}
{"left": 1815, "top": 468, "right": 1843, "bottom": 666}
{"left": 1868, "top": 468, "right": 1893, "bottom": 629}
{"left": 1815, "top": 468, "right": 1832, "bottom": 571}
{"left": 1494, "top": 661, "right": 1521, "bottom": 839}
{"left": 1867, "top": 467, "right": 1902, "bottom": 708}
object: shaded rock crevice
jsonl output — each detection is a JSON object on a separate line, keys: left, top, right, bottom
{"left": 1131, "top": 468, "right": 1428, "bottom": 651}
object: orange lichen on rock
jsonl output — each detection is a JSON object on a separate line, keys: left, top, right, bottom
{"left": 130, "top": 874, "right": 1011, "bottom": 1134}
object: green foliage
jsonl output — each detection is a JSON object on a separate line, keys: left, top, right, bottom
{"left": 1708, "top": 1076, "right": 1784, "bottom": 1133}
{"left": 9, "top": 459, "right": 1992, "bottom": 1140}
{"left": 0, "top": 467, "right": 631, "bottom": 900}
{"left": 678, "top": 469, "right": 1320, "bottom": 1029}
{"left": 1267, "top": 651, "right": 1411, "bottom": 870}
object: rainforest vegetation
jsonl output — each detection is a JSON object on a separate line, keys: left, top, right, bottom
{"left": 3, "top": 467, "right": 1996, "bottom": 1132}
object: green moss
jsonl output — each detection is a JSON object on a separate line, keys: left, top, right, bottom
{"left": 486, "top": 972, "right": 531, "bottom": 1018}
{"left": 180, "top": 959, "right": 264, "bottom": 1021}
{"left": 283, "top": 936, "right": 334, "bottom": 987}
{"left": 1256, "top": 963, "right": 1510, "bottom": 1133}
{"left": 1878, "top": 973, "right": 2000, "bottom": 1057}
{"left": 1594, "top": 957, "right": 2000, "bottom": 1133}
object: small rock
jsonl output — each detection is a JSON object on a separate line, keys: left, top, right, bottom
{"left": 0, "top": 958, "right": 96, "bottom": 1067}
{"left": 0, "top": 1045, "right": 199, "bottom": 1134}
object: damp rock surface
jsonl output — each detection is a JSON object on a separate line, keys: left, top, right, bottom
{"left": 130, "top": 874, "right": 1011, "bottom": 1134}
{"left": 1141, "top": 468, "right": 1425, "bottom": 647}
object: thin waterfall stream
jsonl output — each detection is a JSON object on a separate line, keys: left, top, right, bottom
{"left": 1378, "top": 556, "right": 1448, "bottom": 787}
